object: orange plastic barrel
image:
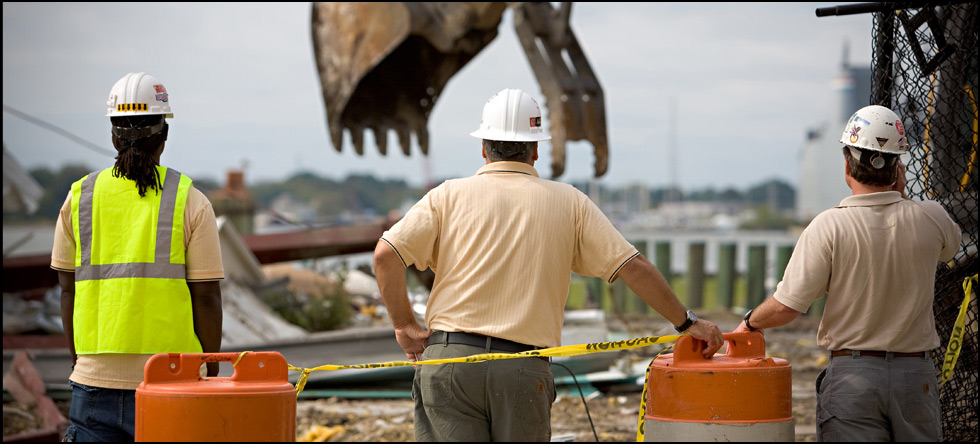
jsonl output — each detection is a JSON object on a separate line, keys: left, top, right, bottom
{"left": 644, "top": 331, "right": 794, "bottom": 442}
{"left": 136, "top": 352, "right": 296, "bottom": 442}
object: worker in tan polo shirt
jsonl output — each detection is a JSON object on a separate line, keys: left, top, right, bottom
{"left": 735, "top": 105, "right": 961, "bottom": 442}
{"left": 373, "top": 88, "right": 724, "bottom": 442}
{"left": 51, "top": 72, "right": 223, "bottom": 442}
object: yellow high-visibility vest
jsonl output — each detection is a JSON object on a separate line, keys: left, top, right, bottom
{"left": 70, "top": 166, "right": 202, "bottom": 354}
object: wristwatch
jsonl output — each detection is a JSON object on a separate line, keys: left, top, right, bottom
{"left": 674, "top": 310, "right": 698, "bottom": 333}
{"left": 743, "top": 308, "right": 758, "bottom": 331}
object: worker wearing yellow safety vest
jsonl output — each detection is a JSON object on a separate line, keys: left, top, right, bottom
{"left": 374, "top": 88, "right": 724, "bottom": 442}
{"left": 735, "top": 105, "right": 962, "bottom": 442}
{"left": 51, "top": 72, "right": 224, "bottom": 442}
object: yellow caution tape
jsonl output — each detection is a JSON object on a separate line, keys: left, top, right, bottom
{"left": 941, "top": 274, "right": 976, "bottom": 384}
{"left": 233, "top": 351, "right": 252, "bottom": 368}
{"left": 635, "top": 344, "right": 673, "bottom": 442}
{"left": 287, "top": 334, "right": 682, "bottom": 397}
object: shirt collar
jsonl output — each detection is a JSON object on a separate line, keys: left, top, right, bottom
{"left": 476, "top": 161, "right": 540, "bottom": 178}
{"left": 837, "top": 191, "right": 904, "bottom": 208}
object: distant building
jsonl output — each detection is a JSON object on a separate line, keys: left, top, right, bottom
{"left": 209, "top": 170, "right": 256, "bottom": 235}
{"left": 797, "top": 43, "right": 871, "bottom": 222}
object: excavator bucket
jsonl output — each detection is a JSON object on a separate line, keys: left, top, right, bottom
{"left": 512, "top": 2, "right": 609, "bottom": 178}
{"left": 311, "top": 2, "right": 507, "bottom": 156}
{"left": 311, "top": 2, "right": 610, "bottom": 179}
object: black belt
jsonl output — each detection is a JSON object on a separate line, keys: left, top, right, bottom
{"left": 429, "top": 330, "right": 542, "bottom": 354}
{"left": 831, "top": 349, "right": 926, "bottom": 358}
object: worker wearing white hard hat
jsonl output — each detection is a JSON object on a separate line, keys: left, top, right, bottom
{"left": 735, "top": 104, "right": 961, "bottom": 442}
{"left": 375, "top": 88, "right": 724, "bottom": 442}
{"left": 52, "top": 73, "right": 224, "bottom": 441}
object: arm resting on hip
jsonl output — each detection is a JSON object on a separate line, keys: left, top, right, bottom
{"left": 374, "top": 240, "right": 430, "bottom": 361}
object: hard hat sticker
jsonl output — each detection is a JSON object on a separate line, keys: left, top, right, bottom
{"left": 118, "top": 103, "right": 149, "bottom": 112}
{"left": 876, "top": 137, "right": 889, "bottom": 148}
{"left": 155, "top": 93, "right": 169, "bottom": 103}
{"left": 855, "top": 116, "right": 871, "bottom": 126}
{"left": 895, "top": 120, "right": 905, "bottom": 135}
{"left": 153, "top": 84, "right": 167, "bottom": 93}
{"left": 849, "top": 126, "right": 861, "bottom": 143}
{"left": 530, "top": 116, "right": 541, "bottom": 128}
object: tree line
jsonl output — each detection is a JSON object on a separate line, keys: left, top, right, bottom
{"left": 5, "top": 164, "right": 796, "bottom": 225}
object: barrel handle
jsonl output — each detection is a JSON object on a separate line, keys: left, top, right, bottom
{"left": 142, "top": 352, "right": 288, "bottom": 384}
{"left": 673, "top": 331, "right": 767, "bottom": 362}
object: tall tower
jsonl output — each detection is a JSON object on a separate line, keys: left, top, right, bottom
{"left": 796, "top": 42, "right": 872, "bottom": 221}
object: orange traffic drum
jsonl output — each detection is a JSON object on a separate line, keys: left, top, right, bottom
{"left": 644, "top": 331, "right": 794, "bottom": 442}
{"left": 136, "top": 352, "right": 296, "bottom": 442}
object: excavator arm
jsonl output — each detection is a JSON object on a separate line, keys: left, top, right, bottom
{"left": 311, "top": 2, "right": 609, "bottom": 178}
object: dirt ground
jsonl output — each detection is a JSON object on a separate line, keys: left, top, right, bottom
{"left": 294, "top": 309, "right": 824, "bottom": 442}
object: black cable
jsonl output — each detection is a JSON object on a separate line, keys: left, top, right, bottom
{"left": 3, "top": 104, "right": 115, "bottom": 157}
{"left": 551, "top": 361, "right": 600, "bottom": 442}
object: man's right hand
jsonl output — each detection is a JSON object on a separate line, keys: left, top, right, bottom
{"left": 394, "top": 322, "right": 431, "bottom": 362}
{"left": 685, "top": 319, "right": 724, "bottom": 358}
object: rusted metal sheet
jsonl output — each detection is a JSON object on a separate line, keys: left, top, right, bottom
{"left": 241, "top": 223, "right": 388, "bottom": 264}
{"left": 2, "top": 254, "right": 57, "bottom": 293}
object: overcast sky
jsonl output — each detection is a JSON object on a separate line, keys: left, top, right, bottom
{"left": 3, "top": 2, "right": 873, "bottom": 191}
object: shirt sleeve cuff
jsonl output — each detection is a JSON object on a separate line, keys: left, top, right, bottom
{"left": 380, "top": 237, "right": 408, "bottom": 268}
{"left": 608, "top": 250, "right": 641, "bottom": 283}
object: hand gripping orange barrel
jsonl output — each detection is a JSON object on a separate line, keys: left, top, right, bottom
{"left": 136, "top": 352, "right": 296, "bottom": 442}
{"left": 644, "top": 331, "right": 794, "bottom": 441}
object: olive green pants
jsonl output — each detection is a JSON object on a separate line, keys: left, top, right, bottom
{"left": 413, "top": 342, "right": 555, "bottom": 442}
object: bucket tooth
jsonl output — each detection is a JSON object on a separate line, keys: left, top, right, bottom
{"left": 396, "top": 125, "right": 412, "bottom": 156}
{"left": 350, "top": 125, "right": 364, "bottom": 155}
{"left": 415, "top": 124, "right": 429, "bottom": 156}
{"left": 329, "top": 124, "right": 344, "bottom": 154}
{"left": 373, "top": 126, "right": 389, "bottom": 156}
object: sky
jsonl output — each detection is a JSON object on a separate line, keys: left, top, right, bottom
{"left": 2, "top": 2, "right": 873, "bottom": 191}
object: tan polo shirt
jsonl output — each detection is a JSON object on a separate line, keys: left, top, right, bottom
{"left": 381, "top": 161, "right": 639, "bottom": 348}
{"left": 773, "top": 191, "right": 961, "bottom": 353}
{"left": 51, "top": 179, "right": 224, "bottom": 390}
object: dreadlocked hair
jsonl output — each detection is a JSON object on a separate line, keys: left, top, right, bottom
{"left": 111, "top": 115, "right": 167, "bottom": 197}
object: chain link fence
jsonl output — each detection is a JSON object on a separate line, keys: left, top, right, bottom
{"left": 871, "top": 3, "right": 978, "bottom": 441}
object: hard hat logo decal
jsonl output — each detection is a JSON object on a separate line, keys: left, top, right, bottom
{"left": 530, "top": 116, "right": 541, "bottom": 128}
{"left": 849, "top": 126, "right": 861, "bottom": 144}
{"left": 855, "top": 116, "right": 871, "bottom": 126}
{"left": 876, "top": 137, "right": 889, "bottom": 148}
{"left": 895, "top": 120, "right": 904, "bottom": 136}
{"left": 155, "top": 93, "right": 168, "bottom": 102}
{"left": 153, "top": 84, "right": 167, "bottom": 94}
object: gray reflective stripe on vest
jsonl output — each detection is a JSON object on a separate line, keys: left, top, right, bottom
{"left": 76, "top": 168, "right": 186, "bottom": 282}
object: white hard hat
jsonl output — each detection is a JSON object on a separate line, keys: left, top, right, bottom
{"left": 470, "top": 88, "right": 551, "bottom": 142}
{"left": 839, "top": 105, "right": 908, "bottom": 155}
{"left": 105, "top": 72, "right": 173, "bottom": 118}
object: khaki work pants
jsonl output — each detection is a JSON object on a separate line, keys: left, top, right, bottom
{"left": 413, "top": 342, "right": 555, "bottom": 442}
